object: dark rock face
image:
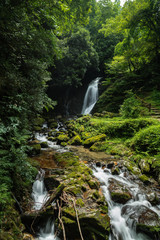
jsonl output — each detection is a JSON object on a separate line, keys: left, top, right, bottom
{"left": 44, "top": 177, "right": 60, "bottom": 192}
{"left": 108, "top": 179, "right": 132, "bottom": 204}
{"left": 107, "top": 162, "right": 114, "bottom": 169}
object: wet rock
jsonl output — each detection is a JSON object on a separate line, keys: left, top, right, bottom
{"left": 44, "top": 177, "right": 60, "bottom": 192}
{"left": 111, "top": 167, "right": 120, "bottom": 175}
{"left": 139, "top": 159, "right": 150, "bottom": 173}
{"left": 57, "top": 134, "right": 69, "bottom": 144}
{"left": 139, "top": 174, "right": 152, "bottom": 185}
{"left": 108, "top": 179, "right": 132, "bottom": 204}
{"left": 40, "top": 142, "right": 48, "bottom": 148}
{"left": 29, "top": 144, "right": 41, "bottom": 156}
{"left": 107, "top": 162, "right": 114, "bottom": 169}
{"left": 96, "top": 162, "right": 101, "bottom": 167}
{"left": 122, "top": 204, "right": 160, "bottom": 238}
{"left": 87, "top": 179, "right": 100, "bottom": 190}
{"left": 146, "top": 192, "right": 159, "bottom": 205}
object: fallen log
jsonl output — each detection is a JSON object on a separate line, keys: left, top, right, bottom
{"left": 43, "top": 183, "right": 65, "bottom": 209}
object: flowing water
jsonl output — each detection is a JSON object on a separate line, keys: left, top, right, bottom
{"left": 93, "top": 166, "right": 160, "bottom": 240}
{"left": 81, "top": 77, "right": 100, "bottom": 115}
{"left": 32, "top": 169, "right": 49, "bottom": 210}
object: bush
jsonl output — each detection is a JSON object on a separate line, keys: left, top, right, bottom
{"left": 130, "top": 125, "right": 160, "bottom": 154}
{"left": 119, "top": 91, "right": 146, "bottom": 118}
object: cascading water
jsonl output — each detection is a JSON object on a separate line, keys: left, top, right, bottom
{"left": 93, "top": 166, "right": 160, "bottom": 240}
{"left": 32, "top": 169, "right": 49, "bottom": 210}
{"left": 32, "top": 170, "right": 60, "bottom": 240}
{"left": 81, "top": 77, "right": 100, "bottom": 115}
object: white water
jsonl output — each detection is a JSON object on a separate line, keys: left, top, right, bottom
{"left": 32, "top": 169, "right": 49, "bottom": 210}
{"left": 81, "top": 77, "right": 100, "bottom": 115}
{"left": 93, "top": 167, "right": 159, "bottom": 240}
{"left": 36, "top": 218, "right": 60, "bottom": 240}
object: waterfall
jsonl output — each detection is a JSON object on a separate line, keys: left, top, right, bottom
{"left": 81, "top": 77, "right": 100, "bottom": 115}
{"left": 31, "top": 169, "right": 49, "bottom": 211}
{"left": 93, "top": 166, "right": 159, "bottom": 240}
{"left": 36, "top": 218, "right": 60, "bottom": 240}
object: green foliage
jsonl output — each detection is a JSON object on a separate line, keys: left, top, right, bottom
{"left": 119, "top": 91, "right": 145, "bottom": 118}
{"left": 130, "top": 125, "right": 160, "bottom": 154}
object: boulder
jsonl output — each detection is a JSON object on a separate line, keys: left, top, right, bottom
{"left": 139, "top": 159, "right": 150, "bottom": 173}
{"left": 108, "top": 179, "right": 132, "bottom": 204}
{"left": 111, "top": 167, "right": 120, "bottom": 175}
{"left": 68, "top": 135, "right": 82, "bottom": 145}
{"left": 40, "top": 142, "right": 48, "bottom": 148}
{"left": 122, "top": 204, "right": 160, "bottom": 239}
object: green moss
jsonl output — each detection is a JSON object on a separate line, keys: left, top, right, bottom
{"left": 111, "top": 192, "right": 131, "bottom": 204}
{"left": 139, "top": 174, "right": 151, "bottom": 184}
{"left": 57, "top": 134, "right": 69, "bottom": 143}
{"left": 40, "top": 142, "right": 48, "bottom": 148}
{"left": 92, "top": 190, "right": 101, "bottom": 200}
{"left": 84, "top": 134, "right": 106, "bottom": 147}
{"left": 30, "top": 144, "right": 41, "bottom": 155}
{"left": 76, "top": 198, "right": 85, "bottom": 207}
{"left": 68, "top": 135, "right": 82, "bottom": 145}
{"left": 47, "top": 136, "right": 56, "bottom": 141}
{"left": 88, "top": 180, "right": 99, "bottom": 190}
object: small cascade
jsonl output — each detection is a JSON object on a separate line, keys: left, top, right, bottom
{"left": 31, "top": 169, "right": 49, "bottom": 210}
{"left": 36, "top": 218, "right": 60, "bottom": 240}
{"left": 93, "top": 166, "right": 159, "bottom": 240}
{"left": 81, "top": 77, "right": 100, "bottom": 115}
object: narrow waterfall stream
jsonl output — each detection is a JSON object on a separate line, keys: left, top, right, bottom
{"left": 93, "top": 166, "right": 160, "bottom": 240}
{"left": 31, "top": 169, "right": 60, "bottom": 240}
{"left": 81, "top": 77, "right": 100, "bottom": 115}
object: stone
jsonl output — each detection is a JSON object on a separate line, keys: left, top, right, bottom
{"left": 68, "top": 135, "right": 82, "bottom": 145}
{"left": 108, "top": 179, "right": 132, "bottom": 204}
{"left": 40, "top": 142, "right": 48, "bottom": 148}
{"left": 111, "top": 167, "right": 120, "bottom": 175}
{"left": 96, "top": 162, "right": 101, "bottom": 167}
{"left": 107, "top": 162, "right": 114, "bottom": 169}
{"left": 139, "top": 159, "right": 150, "bottom": 173}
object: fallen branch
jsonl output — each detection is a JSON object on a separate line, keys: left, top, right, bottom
{"left": 57, "top": 199, "right": 66, "bottom": 240}
{"left": 72, "top": 199, "right": 84, "bottom": 240}
{"left": 43, "top": 184, "right": 65, "bottom": 209}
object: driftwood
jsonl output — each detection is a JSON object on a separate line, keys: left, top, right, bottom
{"left": 43, "top": 183, "right": 65, "bottom": 209}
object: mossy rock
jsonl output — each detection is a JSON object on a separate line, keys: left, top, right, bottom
{"left": 139, "top": 174, "right": 151, "bottom": 185}
{"left": 47, "top": 136, "right": 56, "bottom": 142}
{"left": 139, "top": 159, "right": 150, "bottom": 173}
{"left": 87, "top": 179, "right": 100, "bottom": 190}
{"left": 33, "top": 126, "right": 42, "bottom": 131}
{"left": 48, "top": 119, "right": 58, "bottom": 128}
{"left": 124, "top": 161, "right": 141, "bottom": 175}
{"left": 90, "top": 142, "right": 105, "bottom": 152}
{"left": 68, "top": 135, "right": 82, "bottom": 145}
{"left": 33, "top": 117, "right": 45, "bottom": 127}
{"left": 57, "top": 134, "right": 69, "bottom": 142}
{"left": 40, "top": 142, "right": 48, "bottom": 148}
{"left": 30, "top": 144, "right": 41, "bottom": 155}
{"left": 84, "top": 134, "right": 107, "bottom": 147}
{"left": 111, "top": 192, "right": 132, "bottom": 204}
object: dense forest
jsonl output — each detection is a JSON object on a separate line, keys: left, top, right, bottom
{"left": 0, "top": 0, "right": 160, "bottom": 239}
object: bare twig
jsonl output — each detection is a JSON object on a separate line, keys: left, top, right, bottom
{"left": 72, "top": 199, "right": 84, "bottom": 240}
{"left": 57, "top": 199, "right": 66, "bottom": 240}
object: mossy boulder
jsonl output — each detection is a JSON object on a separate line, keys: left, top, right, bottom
{"left": 47, "top": 136, "right": 56, "bottom": 142}
{"left": 84, "top": 134, "right": 107, "bottom": 148}
{"left": 139, "top": 174, "right": 151, "bottom": 185}
{"left": 33, "top": 117, "right": 45, "bottom": 127}
{"left": 48, "top": 119, "right": 58, "bottom": 129}
{"left": 57, "top": 134, "right": 69, "bottom": 143}
{"left": 30, "top": 144, "right": 41, "bottom": 155}
{"left": 108, "top": 179, "right": 132, "bottom": 204}
{"left": 139, "top": 159, "right": 150, "bottom": 173}
{"left": 40, "top": 142, "right": 48, "bottom": 148}
{"left": 68, "top": 135, "right": 82, "bottom": 145}
{"left": 123, "top": 161, "right": 141, "bottom": 175}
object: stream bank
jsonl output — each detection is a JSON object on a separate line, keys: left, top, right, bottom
{"left": 21, "top": 114, "right": 160, "bottom": 240}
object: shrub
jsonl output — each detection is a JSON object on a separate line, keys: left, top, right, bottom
{"left": 130, "top": 125, "right": 160, "bottom": 154}
{"left": 119, "top": 91, "right": 146, "bottom": 118}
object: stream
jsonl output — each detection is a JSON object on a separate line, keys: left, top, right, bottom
{"left": 93, "top": 166, "right": 160, "bottom": 240}
{"left": 30, "top": 127, "right": 160, "bottom": 240}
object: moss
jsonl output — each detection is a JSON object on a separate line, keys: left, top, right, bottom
{"left": 30, "top": 144, "right": 41, "bottom": 155}
{"left": 100, "top": 205, "right": 108, "bottom": 214}
{"left": 47, "top": 136, "right": 56, "bottom": 141}
{"left": 111, "top": 192, "right": 132, "bottom": 204}
{"left": 88, "top": 179, "right": 99, "bottom": 190}
{"left": 92, "top": 190, "right": 101, "bottom": 200}
{"left": 137, "top": 223, "right": 160, "bottom": 239}
{"left": 40, "top": 142, "right": 48, "bottom": 148}
{"left": 84, "top": 134, "right": 107, "bottom": 147}
{"left": 33, "top": 117, "right": 45, "bottom": 126}
{"left": 139, "top": 174, "right": 151, "bottom": 184}
{"left": 60, "top": 142, "right": 67, "bottom": 147}
{"left": 76, "top": 198, "right": 85, "bottom": 207}
{"left": 33, "top": 126, "right": 42, "bottom": 131}
{"left": 57, "top": 134, "right": 69, "bottom": 143}
{"left": 68, "top": 135, "right": 82, "bottom": 145}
